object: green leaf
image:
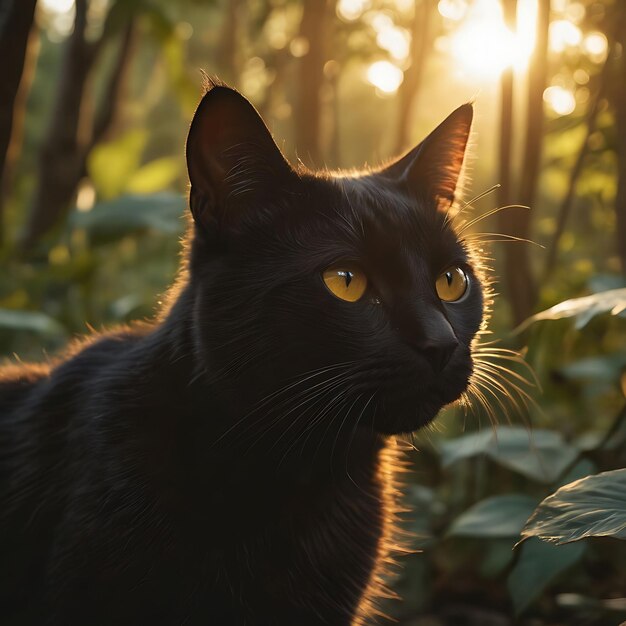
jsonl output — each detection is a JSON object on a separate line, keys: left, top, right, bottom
{"left": 480, "top": 538, "right": 517, "bottom": 577}
{"left": 558, "top": 353, "right": 626, "bottom": 383}
{"left": 518, "top": 288, "right": 626, "bottom": 331}
{"left": 88, "top": 129, "right": 148, "bottom": 200}
{"left": 71, "top": 193, "right": 186, "bottom": 245}
{"left": 0, "top": 308, "right": 65, "bottom": 337}
{"left": 522, "top": 469, "right": 626, "bottom": 544}
{"left": 448, "top": 494, "right": 538, "bottom": 538}
{"left": 507, "top": 537, "right": 586, "bottom": 614}
{"left": 126, "top": 157, "right": 181, "bottom": 194}
{"left": 438, "top": 427, "right": 579, "bottom": 483}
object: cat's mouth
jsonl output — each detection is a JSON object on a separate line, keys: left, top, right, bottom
{"left": 363, "top": 361, "right": 472, "bottom": 435}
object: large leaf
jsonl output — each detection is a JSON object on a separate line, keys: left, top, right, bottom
{"left": 438, "top": 427, "right": 579, "bottom": 483}
{"left": 558, "top": 353, "right": 626, "bottom": 384}
{"left": 522, "top": 469, "right": 626, "bottom": 544}
{"left": 71, "top": 193, "right": 186, "bottom": 245}
{"left": 518, "top": 288, "right": 626, "bottom": 331}
{"left": 507, "top": 537, "right": 586, "bottom": 614}
{"left": 448, "top": 494, "right": 538, "bottom": 538}
{"left": 0, "top": 308, "right": 65, "bottom": 337}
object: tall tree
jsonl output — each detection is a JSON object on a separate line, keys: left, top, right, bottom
{"left": 496, "top": 0, "right": 518, "bottom": 319}
{"left": 0, "top": 0, "right": 38, "bottom": 245}
{"left": 509, "top": 0, "right": 549, "bottom": 323}
{"left": 614, "top": 5, "right": 626, "bottom": 273}
{"left": 394, "top": 0, "right": 436, "bottom": 154}
{"left": 20, "top": 0, "right": 135, "bottom": 251}
{"left": 294, "top": 0, "right": 331, "bottom": 168}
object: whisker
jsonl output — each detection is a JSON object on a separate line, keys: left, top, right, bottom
{"left": 464, "top": 382, "right": 498, "bottom": 427}
{"left": 471, "top": 371, "right": 520, "bottom": 423}
{"left": 461, "top": 184, "right": 502, "bottom": 209}
{"left": 462, "top": 232, "right": 544, "bottom": 248}
{"left": 455, "top": 204, "right": 530, "bottom": 235}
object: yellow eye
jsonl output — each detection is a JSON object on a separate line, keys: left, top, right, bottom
{"left": 322, "top": 266, "right": 368, "bottom": 302}
{"left": 436, "top": 266, "right": 469, "bottom": 302}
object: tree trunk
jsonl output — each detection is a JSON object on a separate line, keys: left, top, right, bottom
{"left": 0, "top": 0, "right": 38, "bottom": 245}
{"left": 496, "top": 0, "right": 520, "bottom": 323}
{"left": 294, "top": 0, "right": 330, "bottom": 168}
{"left": 615, "top": 9, "right": 626, "bottom": 273}
{"left": 507, "top": 0, "right": 549, "bottom": 323}
{"left": 394, "top": 0, "right": 436, "bottom": 154}
{"left": 20, "top": 3, "right": 134, "bottom": 251}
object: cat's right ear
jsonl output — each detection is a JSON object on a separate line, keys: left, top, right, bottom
{"left": 186, "top": 82, "right": 292, "bottom": 233}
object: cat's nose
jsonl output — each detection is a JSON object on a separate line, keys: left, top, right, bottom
{"left": 403, "top": 306, "right": 459, "bottom": 372}
{"left": 421, "top": 337, "right": 458, "bottom": 373}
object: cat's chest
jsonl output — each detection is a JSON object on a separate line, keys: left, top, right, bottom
{"left": 184, "top": 473, "right": 384, "bottom": 622}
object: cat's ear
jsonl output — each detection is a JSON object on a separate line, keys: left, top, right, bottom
{"left": 186, "top": 82, "right": 292, "bottom": 232}
{"left": 382, "top": 103, "right": 473, "bottom": 209}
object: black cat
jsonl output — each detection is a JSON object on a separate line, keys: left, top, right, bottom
{"left": 0, "top": 82, "right": 484, "bottom": 625}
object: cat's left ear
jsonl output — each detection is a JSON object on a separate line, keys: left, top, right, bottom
{"left": 186, "top": 82, "right": 293, "bottom": 233}
{"left": 382, "top": 103, "right": 473, "bottom": 209}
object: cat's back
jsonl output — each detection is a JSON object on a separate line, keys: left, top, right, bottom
{"left": 0, "top": 328, "right": 153, "bottom": 615}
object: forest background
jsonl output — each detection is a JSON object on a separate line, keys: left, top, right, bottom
{"left": 1, "top": 0, "right": 625, "bottom": 624}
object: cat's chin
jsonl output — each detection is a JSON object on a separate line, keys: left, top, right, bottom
{"left": 370, "top": 401, "right": 444, "bottom": 436}
{"left": 368, "top": 379, "right": 469, "bottom": 435}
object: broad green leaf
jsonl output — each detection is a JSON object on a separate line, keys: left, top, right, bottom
{"left": 558, "top": 354, "right": 626, "bottom": 383}
{"left": 71, "top": 193, "right": 186, "bottom": 245}
{"left": 522, "top": 469, "right": 626, "bottom": 544}
{"left": 126, "top": 157, "right": 181, "bottom": 194}
{"left": 480, "top": 538, "right": 517, "bottom": 577}
{"left": 507, "top": 537, "right": 586, "bottom": 614}
{"left": 88, "top": 129, "right": 148, "bottom": 200}
{"left": 0, "top": 308, "right": 65, "bottom": 336}
{"left": 556, "top": 458, "right": 596, "bottom": 488}
{"left": 448, "top": 494, "right": 538, "bottom": 538}
{"left": 438, "top": 427, "right": 579, "bottom": 483}
{"left": 518, "top": 288, "right": 626, "bottom": 331}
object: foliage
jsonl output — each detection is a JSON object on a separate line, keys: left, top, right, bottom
{"left": 522, "top": 468, "right": 626, "bottom": 544}
{"left": 390, "top": 289, "right": 626, "bottom": 624}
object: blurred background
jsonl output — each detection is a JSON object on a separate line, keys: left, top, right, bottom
{"left": 1, "top": 0, "right": 625, "bottom": 624}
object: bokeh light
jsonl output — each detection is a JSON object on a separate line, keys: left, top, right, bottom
{"left": 543, "top": 85, "right": 576, "bottom": 116}
{"left": 584, "top": 31, "right": 608, "bottom": 63}
{"left": 550, "top": 19, "right": 583, "bottom": 52}
{"left": 40, "top": 0, "right": 74, "bottom": 12}
{"left": 366, "top": 60, "right": 404, "bottom": 94}
{"left": 337, "top": 0, "right": 370, "bottom": 22}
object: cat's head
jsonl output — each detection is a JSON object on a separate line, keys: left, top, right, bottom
{"left": 184, "top": 82, "right": 486, "bottom": 442}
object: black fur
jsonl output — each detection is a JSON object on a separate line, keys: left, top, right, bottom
{"left": 0, "top": 84, "right": 482, "bottom": 625}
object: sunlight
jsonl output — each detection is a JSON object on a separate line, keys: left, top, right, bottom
{"left": 373, "top": 18, "right": 411, "bottom": 61}
{"left": 549, "top": 19, "right": 582, "bottom": 52}
{"left": 543, "top": 85, "right": 576, "bottom": 116}
{"left": 583, "top": 31, "right": 608, "bottom": 63}
{"left": 366, "top": 60, "right": 404, "bottom": 94}
{"left": 448, "top": 0, "right": 537, "bottom": 80}
{"left": 40, "top": 0, "right": 74, "bottom": 13}
{"left": 337, "top": 0, "right": 370, "bottom": 22}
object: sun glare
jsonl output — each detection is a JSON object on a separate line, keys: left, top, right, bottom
{"left": 447, "top": 0, "right": 537, "bottom": 80}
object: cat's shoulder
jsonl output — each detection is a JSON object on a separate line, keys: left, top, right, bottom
{"left": 0, "top": 323, "right": 151, "bottom": 409}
